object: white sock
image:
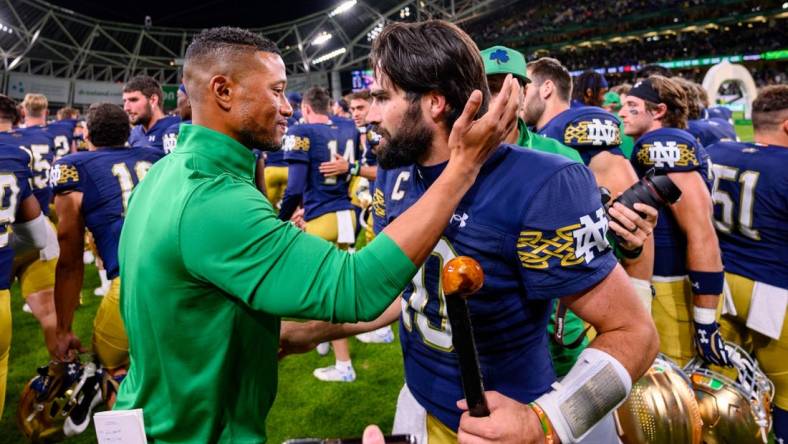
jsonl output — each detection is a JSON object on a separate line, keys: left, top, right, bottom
{"left": 336, "top": 360, "right": 353, "bottom": 372}
{"left": 99, "top": 269, "right": 109, "bottom": 287}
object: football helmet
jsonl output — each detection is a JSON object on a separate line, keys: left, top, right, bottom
{"left": 616, "top": 354, "right": 703, "bottom": 444}
{"left": 17, "top": 357, "right": 103, "bottom": 443}
{"left": 685, "top": 341, "right": 774, "bottom": 444}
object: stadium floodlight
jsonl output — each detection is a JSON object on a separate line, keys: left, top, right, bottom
{"left": 783, "top": 2, "right": 787, "bottom": 9}
{"left": 312, "top": 32, "right": 333, "bottom": 46}
{"left": 312, "top": 47, "right": 347, "bottom": 65}
{"left": 329, "top": 0, "right": 356, "bottom": 17}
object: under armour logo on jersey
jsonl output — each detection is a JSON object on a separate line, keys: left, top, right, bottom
{"left": 648, "top": 140, "right": 682, "bottom": 167}
{"left": 450, "top": 212, "right": 469, "bottom": 228}
{"left": 586, "top": 119, "right": 619, "bottom": 145}
{"left": 573, "top": 208, "right": 610, "bottom": 263}
{"left": 148, "top": 135, "right": 156, "bottom": 142}
{"left": 692, "top": 280, "right": 700, "bottom": 290}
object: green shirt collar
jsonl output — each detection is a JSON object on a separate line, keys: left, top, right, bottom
{"left": 515, "top": 118, "right": 533, "bottom": 147}
{"left": 177, "top": 123, "right": 257, "bottom": 180}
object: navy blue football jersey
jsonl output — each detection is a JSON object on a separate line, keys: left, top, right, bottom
{"left": 537, "top": 106, "right": 623, "bottom": 165}
{"left": 704, "top": 106, "right": 733, "bottom": 123}
{"left": 708, "top": 141, "right": 788, "bottom": 289}
{"left": 373, "top": 145, "right": 617, "bottom": 431}
{"left": 46, "top": 118, "right": 79, "bottom": 160}
{"left": 50, "top": 147, "right": 164, "bottom": 279}
{"left": 282, "top": 121, "right": 358, "bottom": 220}
{"left": 630, "top": 128, "right": 712, "bottom": 276}
{"left": 128, "top": 115, "right": 181, "bottom": 151}
{"left": 161, "top": 119, "right": 191, "bottom": 154}
{"left": 0, "top": 126, "right": 56, "bottom": 215}
{"left": 688, "top": 119, "right": 737, "bottom": 148}
{"left": 0, "top": 144, "right": 35, "bottom": 290}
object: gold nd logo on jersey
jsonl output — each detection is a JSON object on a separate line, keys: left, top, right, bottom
{"left": 563, "top": 119, "right": 621, "bottom": 146}
{"left": 282, "top": 135, "right": 310, "bottom": 152}
{"left": 372, "top": 189, "right": 385, "bottom": 218}
{"left": 637, "top": 140, "right": 698, "bottom": 168}
{"left": 517, "top": 208, "right": 610, "bottom": 269}
{"left": 50, "top": 164, "right": 79, "bottom": 186}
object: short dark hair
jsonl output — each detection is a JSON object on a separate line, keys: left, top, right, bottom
{"left": 86, "top": 103, "right": 131, "bottom": 147}
{"left": 672, "top": 77, "right": 702, "bottom": 120}
{"left": 636, "top": 64, "right": 672, "bottom": 80}
{"left": 527, "top": 57, "right": 572, "bottom": 101}
{"left": 349, "top": 90, "right": 371, "bottom": 102}
{"left": 185, "top": 27, "right": 279, "bottom": 63}
{"left": 648, "top": 75, "right": 689, "bottom": 129}
{"left": 752, "top": 85, "right": 788, "bottom": 132}
{"left": 370, "top": 20, "right": 489, "bottom": 129}
{"left": 302, "top": 86, "right": 331, "bottom": 115}
{"left": 123, "top": 75, "right": 163, "bottom": 109}
{"left": 0, "top": 94, "right": 19, "bottom": 124}
{"left": 572, "top": 70, "right": 607, "bottom": 104}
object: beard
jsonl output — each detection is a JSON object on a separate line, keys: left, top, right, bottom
{"left": 375, "top": 101, "right": 434, "bottom": 169}
{"left": 523, "top": 97, "right": 545, "bottom": 127}
{"left": 237, "top": 111, "right": 283, "bottom": 152}
{"left": 131, "top": 103, "right": 153, "bottom": 127}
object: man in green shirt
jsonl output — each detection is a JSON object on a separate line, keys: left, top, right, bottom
{"left": 111, "top": 27, "right": 520, "bottom": 443}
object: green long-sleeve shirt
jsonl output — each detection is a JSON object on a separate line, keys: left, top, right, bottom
{"left": 115, "top": 124, "right": 417, "bottom": 443}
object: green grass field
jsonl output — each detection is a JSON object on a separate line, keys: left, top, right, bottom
{"left": 0, "top": 119, "right": 759, "bottom": 444}
{"left": 0, "top": 264, "right": 405, "bottom": 444}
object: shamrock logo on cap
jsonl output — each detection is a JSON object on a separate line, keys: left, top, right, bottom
{"left": 489, "top": 49, "right": 509, "bottom": 64}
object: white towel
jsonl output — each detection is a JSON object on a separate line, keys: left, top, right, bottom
{"left": 746, "top": 281, "right": 788, "bottom": 340}
{"left": 336, "top": 209, "right": 355, "bottom": 245}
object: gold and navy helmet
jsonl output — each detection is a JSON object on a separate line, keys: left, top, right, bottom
{"left": 616, "top": 354, "right": 703, "bottom": 444}
{"left": 17, "top": 358, "right": 102, "bottom": 443}
{"left": 685, "top": 342, "right": 774, "bottom": 444}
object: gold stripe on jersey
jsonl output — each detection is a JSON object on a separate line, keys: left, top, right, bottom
{"left": 517, "top": 224, "right": 585, "bottom": 269}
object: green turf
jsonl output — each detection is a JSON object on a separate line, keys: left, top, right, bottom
{"left": 0, "top": 265, "right": 404, "bottom": 444}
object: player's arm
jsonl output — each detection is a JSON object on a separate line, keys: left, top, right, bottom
{"left": 10, "top": 194, "right": 47, "bottom": 252}
{"left": 668, "top": 170, "right": 729, "bottom": 365}
{"left": 278, "top": 160, "right": 307, "bottom": 220}
{"left": 51, "top": 191, "right": 86, "bottom": 359}
{"left": 279, "top": 297, "right": 401, "bottom": 358}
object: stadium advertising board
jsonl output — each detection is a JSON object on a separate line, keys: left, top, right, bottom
{"left": 73, "top": 80, "right": 123, "bottom": 105}
{"left": 6, "top": 73, "right": 70, "bottom": 103}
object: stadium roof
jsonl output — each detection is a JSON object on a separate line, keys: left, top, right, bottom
{"left": 0, "top": 0, "right": 506, "bottom": 84}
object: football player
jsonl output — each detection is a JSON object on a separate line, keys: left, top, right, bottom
{"left": 707, "top": 85, "right": 788, "bottom": 442}
{"left": 620, "top": 76, "right": 729, "bottom": 367}
{"left": 123, "top": 75, "right": 180, "bottom": 150}
{"left": 524, "top": 58, "right": 655, "bottom": 307}
{"left": 279, "top": 86, "right": 362, "bottom": 382}
{"left": 47, "top": 107, "right": 81, "bottom": 160}
{"left": 571, "top": 70, "right": 635, "bottom": 158}
{"left": 282, "top": 20, "right": 658, "bottom": 444}
{"left": 161, "top": 84, "right": 191, "bottom": 154}
{"left": 674, "top": 78, "right": 737, "bottom": 147}
{"left": 0, "top": 94, "right": 60, "bottom": 352}
{"left": 0, "top": 103, "right": 49, "bottom": 419}
{"left": 50, "top": 103, "right": 164, "bottom": 412}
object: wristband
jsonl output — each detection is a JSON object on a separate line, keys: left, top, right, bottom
{"left": 350, "top": 161, "right": 361, "bottom": 176}
{"left": 687, "top": 270, "right": 724, "bottom": 295}
{"left": 616, "top": 243, "right": 642, "bottom": 260}
{"left": 693, "top": 306, "right": 717, "bottom": 325}
{"left": 529, "top": 402, "right": 556, "bottom": 444}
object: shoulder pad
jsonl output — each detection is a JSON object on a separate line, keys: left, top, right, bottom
{"left": 562, "top": 108, "right": 621, "bottom": 147}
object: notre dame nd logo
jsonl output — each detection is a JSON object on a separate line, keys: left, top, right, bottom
{"left": 517, "top": 208, "right": 610, "bottom": 269}
{"left": 638, "top": 140, "right": 699, "bottom": 169}
{"left": 564, "top": 119, "right": 620, "bottom": 146}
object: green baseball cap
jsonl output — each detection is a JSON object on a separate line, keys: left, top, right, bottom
{"left": 603, "top": 91, "right": 621, "bottom": 108}
{"left": 481, "top": 46, "right": 529, "bottom": 83}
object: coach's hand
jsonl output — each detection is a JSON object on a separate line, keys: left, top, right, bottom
{"left": 50, "top": 330, "right": 85, "bottom": 361}
{"left": 457, "top": 391, "right": 551, "bottom": 444}
{"left": 447, "top": 74, "right": 520, "bottom": 176}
